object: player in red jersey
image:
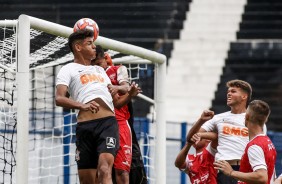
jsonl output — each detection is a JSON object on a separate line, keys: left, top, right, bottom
{"left": 175, "top": 132, "right": 217, "bottom": 184}
{"left": 175, "top": 112, "right": 218, "bottom": 184}
{"left": 214, "top": 100, "right": 276, "bottom": 184}
{"left": 104, "top": 52, "right": 113, "bottom": 66}
{"left": 92, "top": 45, "right": 143, "bottom": 184}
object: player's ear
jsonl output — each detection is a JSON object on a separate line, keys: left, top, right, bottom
{"left": 74, "top": 43, "right": 81, "bottom": 52}
{"left": 241, "top": 91, "right": 248, "bottom": 101}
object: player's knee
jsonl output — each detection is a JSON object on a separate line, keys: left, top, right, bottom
{"left": 116, "top": 169, "right": 129, "bottom": 184}
{"left": 98, "top": 164, "right": 112, "bottom": 178}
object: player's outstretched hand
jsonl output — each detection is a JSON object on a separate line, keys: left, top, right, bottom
{"left": 81, "top": 101, "right": 100, "bottom": 113}
{"left": 214, "top": 160, "right": 233, "bottom": 176}
{"left": 191, "top": 133, "right": 202, "bottom": 145}
{"left": 108, "top": 84, "right": 129, "bottom": 96}
{"left": 128, "top": 82, "right": 142, "bottom": 97}
{"left": 200, "top": 110, "right": 215, "bottom": 122}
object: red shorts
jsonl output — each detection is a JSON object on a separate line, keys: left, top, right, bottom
{"left": 114, "top": 120, "right": 132, "bottom": 172}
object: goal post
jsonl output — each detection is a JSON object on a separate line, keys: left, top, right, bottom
{"left": 0, "top": 14, "right": 167, "bottom": 184}
{"left": 16, "top": 14, "right": 31, "bottom": 184}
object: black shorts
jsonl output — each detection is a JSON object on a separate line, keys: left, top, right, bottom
{"left": 75, "top": 116, "right": 119, "bottom": 169}
{"left": 217, "top": 165, "right": 239, "bottom": 184}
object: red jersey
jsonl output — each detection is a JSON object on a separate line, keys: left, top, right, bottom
{"left": 185, "top": 146, "right": 217, "bottom": 184}
{"left": 106, "top": 65, "right": 130, "bottom": 121}
{"left": 239, "top": 135, "right": 276, "bottom": 184}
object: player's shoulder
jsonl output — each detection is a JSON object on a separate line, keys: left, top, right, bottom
{"left": 61, "top": 62, "right": 83, "bottom": 70}
{"left": 58, "top": 63, "right": 76, "bottom": 74}
{"left": 212, "top": 111, "right": 231, "bottom": 120}
{"left": 93, "top": 65, "right": 104, "bottom": 70}
{"left": 61, "top": 62, "right": 74, "bottom": 69}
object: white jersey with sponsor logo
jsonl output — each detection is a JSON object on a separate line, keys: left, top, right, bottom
{"left": 56, "top": 62, "right": 114, "bottom": 112}
{"left": 201, "top": 111, "right": 249, "bottom": 161}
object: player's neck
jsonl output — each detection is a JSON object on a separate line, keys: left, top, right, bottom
{"left": 74, "top": 57, "right": 91, "bottom": 66}
{"left": 196, "top": 147, "right": 204, "bottom": 153}
{"left": 230, "top": 105, "right": 246, "bottom": 114}
{"left": 248, "top": 124, "right": 264, "bottom": 140}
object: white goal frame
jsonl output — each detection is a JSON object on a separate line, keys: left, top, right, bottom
{"left": 0, "top": 14, "right": 167, "bottom": 184}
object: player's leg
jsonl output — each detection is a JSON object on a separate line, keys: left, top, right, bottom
{"left": 114, "top": 120, "right": 132, "bottom": 184}
{"left": 115, "top": 169, "right": 130, "bottom": 184}
{"left": 97, "top": 153, "right": 115, "bottom": 183}
{"left": 75, "top": 120, "right": 100, "bottom": 183}
{"left": 129, "top": 135, "right": 148, "bottom": 184}
{"left": 129, "top": 166, "right": 147, "bottom": 184}
{"left": 78, "top": 169, "right": 97, "bottom": 184}
{"left": 97, "top": 116, "right": 120, "bottom": 183}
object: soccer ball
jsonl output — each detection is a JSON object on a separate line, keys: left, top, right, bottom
{"left": 73, "top": 18, "right": 99, "bottom": 41}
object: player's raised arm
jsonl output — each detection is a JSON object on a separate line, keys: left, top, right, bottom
{"left": 186, "top": 110, "right": 214, "bottom": 143}
{"left": 174, "top": 142, "right": 192, "bottom": 170}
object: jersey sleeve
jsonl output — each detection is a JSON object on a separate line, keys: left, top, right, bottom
{"left": 117, "top": 65, "right": 130, "bottom": 84}
{"left": 205, "top": 143, "right": 217, "bottom": 157}
{"left": 248, "top": 145, "right": 267, "bottom": 171}
{"left": 56, "top": 66, "right": 71, "bottom": 87}
{"left": 201, "top": 118, "right": 216, "bottom": 132}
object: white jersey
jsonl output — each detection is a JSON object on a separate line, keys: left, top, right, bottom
{"left": 201, "top": 111, "right": 248, "bottom": 161}
{"left": 56, "top": 62, "right": 114, "bottom": 112}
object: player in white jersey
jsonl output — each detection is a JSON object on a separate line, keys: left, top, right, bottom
{"left": 56, "top": 29, "right": 121, "bottom": 184}
{"left": 186, "top": 79, "right": 253, "bottom": 184}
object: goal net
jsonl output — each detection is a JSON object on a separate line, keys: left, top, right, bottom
{"left": 0, "top": 15, "right": 166, "bottom": 184}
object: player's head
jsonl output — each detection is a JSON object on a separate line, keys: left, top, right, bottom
{"left": 226, "top": 79, "right": 252, "bottom": 108}
{"left": 245, "top": 100, "right": 270, "bottom": 127}
{"left": 68, "top": 29, "right": 96, "bottom": 58}
{"left": 104, "top": 52, "right": 113, "bottom": 66}
{"left": 91, "top": 45, "right": 108, "bottom": 69}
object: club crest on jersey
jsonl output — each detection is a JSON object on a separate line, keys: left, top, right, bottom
{"left": 106, "top": 137, "right": 116, "bottom": 148}
{"left": 109, "top": 73, "right": 116, "bottom": 81}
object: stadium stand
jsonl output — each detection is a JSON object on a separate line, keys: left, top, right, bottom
{"left": 166, "top": 0, "right": 246, "bottom": 122}
{"left": 238, "top": 0, "right": 282, "bottom": 39}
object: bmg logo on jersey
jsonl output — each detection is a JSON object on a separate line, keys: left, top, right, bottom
{"left": 106, "top": 137, "right": 116, "bottom": 148}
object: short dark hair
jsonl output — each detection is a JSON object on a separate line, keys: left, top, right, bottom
{"left": 68, "top": 29, "right": 94, "bottom": 53}
{"left": 226, "top": 79, "right": 252, "bottom": 104}
{"left": 95, "top": 45, "right": 105, "bottom": 59}
{"left": 248, "top": 100, "right": 270, "bottom": 126}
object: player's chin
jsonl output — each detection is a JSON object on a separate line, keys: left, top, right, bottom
{"left": 91, "top": 55, "right": 96, "bottom": 61}
{"left": 226, "top": 101, "right": 233, "bottom": 107}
